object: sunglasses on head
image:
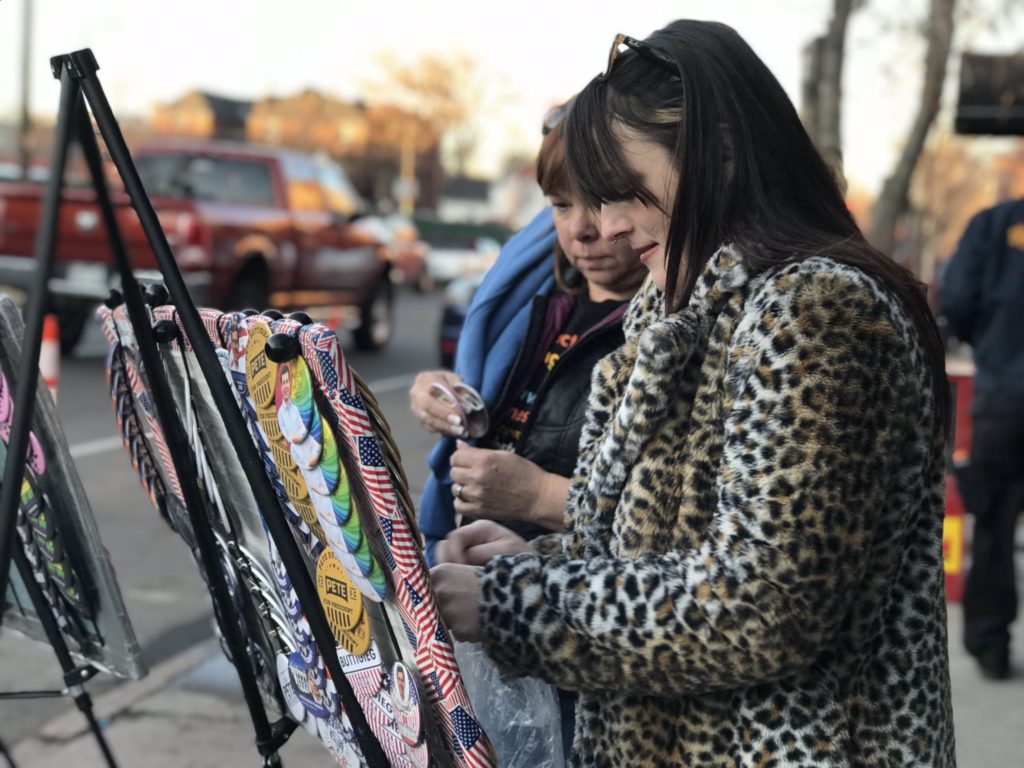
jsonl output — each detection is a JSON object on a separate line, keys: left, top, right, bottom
{"left": 603, "top": 33, "right": 677, "bottom": 79}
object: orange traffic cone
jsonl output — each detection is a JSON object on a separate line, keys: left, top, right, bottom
{"left": 41, "top": 314, "right": 60, "bottom": 404}
{"left": 327, "top": 305, "right": 343, "bottom": 333}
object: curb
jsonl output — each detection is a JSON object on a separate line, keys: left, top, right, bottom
{"left": 32, "top": 637, "right": 220, "bottom": 744}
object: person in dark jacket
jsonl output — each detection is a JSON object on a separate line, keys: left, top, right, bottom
{"left": 410, "top": 106, "right": 644, "bottom": 544}
{"left": 412, "top": 104, "right": 644, "bottom": 759}
{"left": 941, "top": 197, "right": 1024, "bottom": 681}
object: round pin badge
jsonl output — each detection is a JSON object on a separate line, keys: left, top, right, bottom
{"left": 328, "top": 470, "right": 353, "bottom": 525}
{"left": 336, "top": 609, "right": 373, "bottom": 657}
{"left": 317, "top": 417, "right": 341, "bottom": 495}
{"left": 325, "top": 533, "right": 381, "bottom": 603}
{"left": 390, "top": 662, "right": 423, "bottom": 747}
{"left": 317, "top": 715, "right": 361, "bottom": 767}
{"left": 352, "top": 534, "right": 376, "bottom": 578}
{"left": 276, "top": 653, "right": 307, "bottom": 723}
{"left": 404, "top": 738, "right": 430, "bottom": 768}
{"left": 279, "top": 581, "right": 302, "bottom": 622}
{"left": 226, "top": 316, "right": 249, "bottom": 378}
{"left": 315, "top": 550, "right": 365, "bottom": 640}
{"left": 286, "top": 651, "right": 332, "bottom": 721}
{"left": 311, "top": 490, "right": 345, "bottom": 540}
{"left": 290, "top": 496, "right": 320, "bottom": 536}
{"left": 245, "top": 322, "right": 277, "bottom": 409}
{"left": 300, "top": 463, "right": 329, "bottom": 497}
{"left": 374, "top": 722, "right": 415, "bottom": 767}
{"left": 277, "top": 461, "right": 311, "bottom": 503}
{"left": 289, "top": 356, "right": 317, "bottom": 434}
{"left": 290, "top": 410, "right": 323, "bottom": 471}
{"left": 340, "top": 503, "right": 364, "bottom": 552}
{"left": 293, "top": 615, "right": 315, "bottom": 656}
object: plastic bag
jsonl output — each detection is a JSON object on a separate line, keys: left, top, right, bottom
{"left": 454, "top": 640, "right": 565, "bottom": 767}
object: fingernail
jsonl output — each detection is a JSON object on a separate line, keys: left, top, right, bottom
{"left": 447, "top": 414, "right": 463, "bottom": 427}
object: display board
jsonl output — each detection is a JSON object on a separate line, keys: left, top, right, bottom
{"left": 0, "top": 296, "right": 145, "bottom": 681}
{"left": 98, "top": 303, "right": 494, "bottom": 768}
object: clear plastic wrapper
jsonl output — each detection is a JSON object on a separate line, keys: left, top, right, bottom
{"left": 454, "top": 640, "right": 564, "bottom": 768}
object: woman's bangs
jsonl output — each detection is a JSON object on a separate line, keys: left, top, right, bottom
{"left": 565, "top": 83, "right": 650, "bottom": 208}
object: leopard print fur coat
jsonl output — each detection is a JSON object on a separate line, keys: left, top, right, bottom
{"left": 480, "top": 245, "right": 955, "bottom": 766}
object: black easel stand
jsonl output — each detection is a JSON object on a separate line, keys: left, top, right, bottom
{"left": 0, "top": 52, "right": 117, "bottom": 768}
{"left": 0, "top": 49, "right": 389, "bottom": 767}
{"left": 0, "top": 548, "right": 119, "bottom": 767}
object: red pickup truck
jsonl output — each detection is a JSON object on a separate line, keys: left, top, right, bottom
{"left": 0, "top": 140, "right": 393, "bottom": 353}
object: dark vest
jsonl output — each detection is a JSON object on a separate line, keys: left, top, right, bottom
{"left": 486, "top": 292, "right": 626, "bottom": 540}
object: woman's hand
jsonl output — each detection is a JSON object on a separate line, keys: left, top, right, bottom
{"left": 430, "top": 563, "right": 483, "bottom": 642}
{"left": 450, "top": 442, "right": 569, "bottom": 531}
{"left": 436, "top": 520, "right": 530, "bottom": 566}
{"left": 409, "top": 371, "right": 466, "bottom": 437}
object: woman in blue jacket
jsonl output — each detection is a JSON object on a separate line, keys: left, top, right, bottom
{"left": 410, "top": 108, "right": 645, "bottom": 562}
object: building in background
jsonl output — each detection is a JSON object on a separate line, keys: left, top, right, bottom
{"left": 150, "top": 91, "right": 252, "bottom": 141}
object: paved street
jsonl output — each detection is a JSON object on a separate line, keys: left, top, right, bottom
{"left": 2, "top": 285, "right": 1022, "bottom": 766}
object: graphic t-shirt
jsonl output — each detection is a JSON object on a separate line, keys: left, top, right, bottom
{"left": 490, "top": 294, "right": 626, "bottom": 452}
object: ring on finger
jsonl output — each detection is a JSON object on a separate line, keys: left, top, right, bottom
{"left": 452, "top": 482, "right": 464, "bottom": 501}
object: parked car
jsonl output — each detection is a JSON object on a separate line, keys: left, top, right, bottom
{"left": 438, "top": 272, "right": 485, "bottom": 369}
{"left": 424, "top": 236, "right": 500, "bottom": 285}
{"left": 0, "top": 140, "right": 393, "bottom": 353}
{"left": 355, "top": 213, "right": 433, "bottom": 292}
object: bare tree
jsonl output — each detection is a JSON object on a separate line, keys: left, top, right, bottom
{"left": 869, "top": 0, "right": 957, "bottom": 255}
{"left": 363, "top": 52, "right": 485, "bottom": 175}
{"left": 803, "top": 0, "right": 862, "bottom": 182}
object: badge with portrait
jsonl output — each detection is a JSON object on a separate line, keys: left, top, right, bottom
{"left": 98, "top": 302, "right": 495, "bottom": 767}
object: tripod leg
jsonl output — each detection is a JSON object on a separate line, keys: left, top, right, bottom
{"left": 70, "top": 60, "right": 283, "bottom": 760}
{"left": 11, "top": 547, "right": 118, "bottom": 768}
{"left": 69, "top": 687, "right": 119, "bottom": 768}
{"left": 0, "top": 68, "right": 81, "bottom": 614}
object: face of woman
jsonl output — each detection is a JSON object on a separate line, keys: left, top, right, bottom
{"left": 597, "top": 130, "right": 679, "bottom": 293}
{"left": 549, "top": 190, "right": 646, "bottom": 302}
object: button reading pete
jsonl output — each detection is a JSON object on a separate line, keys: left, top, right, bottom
{"left": 316, "top": 549, "right": 364, "bottom": 639}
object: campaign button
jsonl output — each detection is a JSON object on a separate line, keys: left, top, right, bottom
{"left": 245, "top": 322, "right": 276, "bottom": 409}
{"left": 390, "top": 662, "right": 423, "bottom": 746}
{"left": 336, "top": 610, "right": 372, "bottom": 657}
{"left": 276, "top": 653, "right": 307, "bottom": 723}
{"left": 316, "top": 549, "right": 364, "bottom": 639}
{"left": 404, "top": 738, "right": 430, "bottom": 768}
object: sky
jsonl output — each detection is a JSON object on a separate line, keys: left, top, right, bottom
{"left": 0, "top": 0, "right": 1020, "bottom": 193}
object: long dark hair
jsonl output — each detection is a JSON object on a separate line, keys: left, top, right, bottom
{"left": 565, "top": 20, "right": 950, "bottom": 435}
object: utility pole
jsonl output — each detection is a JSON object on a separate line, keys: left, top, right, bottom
{"left": 398, "top": 121, "right": 418, "bottom": 216}
{"left": 18, "top": 0, "right": 33, "bottom": 179}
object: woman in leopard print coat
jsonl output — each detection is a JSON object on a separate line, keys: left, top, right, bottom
{"left": 432, "top": 20, "right": 955, "bottom": 767}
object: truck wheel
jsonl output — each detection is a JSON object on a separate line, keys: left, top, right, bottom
{"left": 353, "top": 279, "right": 393, "bottom": 351}
{"left": 56, "top": 307, "right": 90, "bottom": 356}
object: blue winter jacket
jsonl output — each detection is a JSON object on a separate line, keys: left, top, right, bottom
{"left": 418, "top": 208, "right": 557, "bottom": 564}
